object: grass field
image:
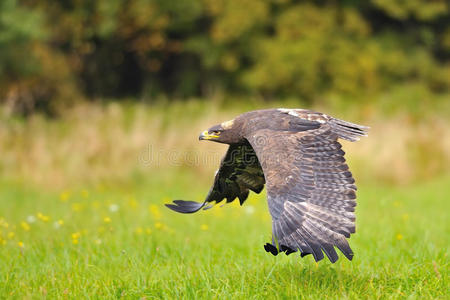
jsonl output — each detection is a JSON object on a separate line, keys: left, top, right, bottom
{"left": 0, "top": 100, "right": 449, "bottom": 299}
{"left": 0, "top": 170, "right": 448, "bottom": 299}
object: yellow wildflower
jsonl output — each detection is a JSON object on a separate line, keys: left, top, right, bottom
{"left": 260, "top": 213, "right": 270, "bottom": 221}
{"left": 72, "top": 239, "right": 79, "bottom": 245}
{"left": 71, "top": 232, "right": 81, "bottom": 239}
{"left": 71, "top": 202, "right": 83, "bottom": 212}
{"left": 54, "top": 220, "right": 64, "bottom": 229}
{"left": 135, "top": 227, "right": 143, "bottom": 235}
{"left": 81, "top": 189, "right": 89, "bottom": 198}
{"left": 396, "top": 234, "right": 403, "bottom": 240}
{"left": 21, "top": 222, "right": 30, "bottom": 231}
{"left": 7, "top": 232, "right": 15, "bottom": 239}
{"left": 18, "top": 241, "right": 24, "bottom": 248}
{"left": 154, "top": 222, "right": 163, "bottom": 229}
{"left": 103, "top": 217, "right": 111, "bottom": 223}
{"left": 59, "top": 191, "right": 70, "bottom": 202}
{"left": 96, "top": 184, "right": 105, "bottom": 192}
{"left": 200, "top": 224, "right": 209, "bottom": 231}
{"left": 211, "top": 208, "right": 223, "bottom": 217}
{"left": 127, "top": 197, "right": 138, "bottom": 209}
{"left": 149, "top": 204, "right": 161, "bottom": 220}
{"left": 37, "top": 213, "right": 50, "bottom": 222}
{"left": 0, "top": 218, "right": 9, "bottom": 228}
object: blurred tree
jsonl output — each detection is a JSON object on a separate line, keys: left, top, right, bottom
{"left": 0, "top": 0, "right": 448, "bottom": 114}
{"left": 372, "top": 0, "right": 447, "bottom": 21}
{"left": 0, "top": 0, "right": 74, "bottom": 114}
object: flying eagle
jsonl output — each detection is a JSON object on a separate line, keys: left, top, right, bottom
{"left": 166, "top": 108, "right": 369, "bottom": 263}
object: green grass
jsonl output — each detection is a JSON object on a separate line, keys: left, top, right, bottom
{"left": 0, "top": 171, "right": 448, "bottom": 299}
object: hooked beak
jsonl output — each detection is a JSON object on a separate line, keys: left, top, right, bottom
{"left": 199, "top": 130, "right": 219, "bottom": 141}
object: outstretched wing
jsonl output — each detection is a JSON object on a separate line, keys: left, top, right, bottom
{"left": 247, "top": 121, "right": 368, "bottom": 263}
{"left": 165, "top": 142, "right": 265, "bottom": 213}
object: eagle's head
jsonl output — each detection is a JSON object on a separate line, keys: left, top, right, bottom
{"left": 199, "top": 118, "right": 244, "bottom": 144}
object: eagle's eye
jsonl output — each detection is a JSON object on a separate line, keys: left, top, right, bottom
{"left": 210, "top": 130, "right": 221, "bottom": 136}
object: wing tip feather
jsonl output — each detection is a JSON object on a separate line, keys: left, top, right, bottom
{"left": 165, "top": 200, "right": 205, "bottom": 214}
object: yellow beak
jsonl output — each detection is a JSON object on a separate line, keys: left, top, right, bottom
{"left": 199, "top": 130, "right": 219, "bottom": 140}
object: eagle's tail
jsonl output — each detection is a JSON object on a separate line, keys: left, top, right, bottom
{"left": 165, "top": 200, "right": 208, "bottom": 213}
{"left": 330, "top": 118, "right": 369, "bottom": 142}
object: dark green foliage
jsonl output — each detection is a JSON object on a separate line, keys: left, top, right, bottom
{"left": 0, "top": 0, "right": 448, "bottom": 113}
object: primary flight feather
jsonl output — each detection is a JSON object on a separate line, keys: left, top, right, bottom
{"left": 165, "top": 108, "right": 369, "bottom": 263}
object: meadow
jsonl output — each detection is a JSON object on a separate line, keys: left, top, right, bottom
{"left": 0, "top": 99, "right": 448, "bottom": 299}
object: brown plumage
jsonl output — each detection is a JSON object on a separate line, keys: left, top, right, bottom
{"left": 166, "top": 108, "right": 369, "bottom": 263}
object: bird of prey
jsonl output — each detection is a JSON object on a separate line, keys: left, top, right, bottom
{"left": 166, "top": 108, "right": 369, "bottom": 263}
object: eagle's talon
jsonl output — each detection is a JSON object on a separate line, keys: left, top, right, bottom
{"left": 264, "top": 243, "right": 279, "bottom": 256}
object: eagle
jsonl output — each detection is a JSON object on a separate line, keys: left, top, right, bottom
{"left": 166, "top": 108, "right": 369, "bottom": 263}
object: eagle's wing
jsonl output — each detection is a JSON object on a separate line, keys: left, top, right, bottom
{"left": 246, "top": 121, "right": 367, "bottom": 263}
{"left": 165, "top": 142, "right": 265, "bottom": 213}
